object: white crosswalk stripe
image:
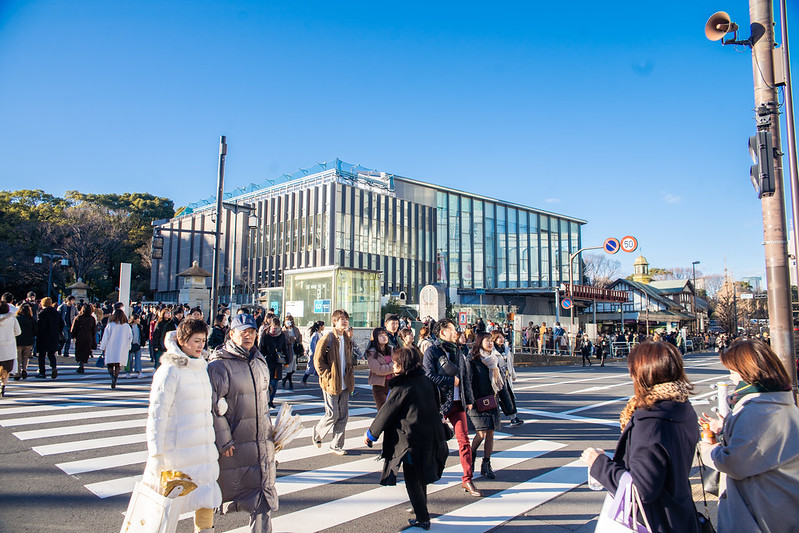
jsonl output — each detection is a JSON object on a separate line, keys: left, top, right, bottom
{"left": 1, "top": 372, "right": 591, "bottom": 533}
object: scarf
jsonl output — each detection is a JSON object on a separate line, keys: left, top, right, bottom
{"left": 224, "top": 339, "right": 258, "bottom": 361}
{"left": 727, "top": 380, "right": 789, "bottom": 409}
{"left": 479, "top": 349, "right": 504, "bottom": 393}
{"left": 619, "top": 381, "right": 690, "bottom": 430}
{"left": 440, "top": 340, "right": 458, "bottom": 356}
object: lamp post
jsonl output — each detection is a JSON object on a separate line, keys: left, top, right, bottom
{"left": 34, "top": 252, "right": 70, "bottom": 299}
{"left": 224, "top": 201, "right": 258, "bottom": 308}
{"left": 692, "top": 261, "right": 701, "bottom": 334}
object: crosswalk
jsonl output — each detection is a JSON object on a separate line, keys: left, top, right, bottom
{"left": 0, "top": 363, "right": 591, "bottom": 532}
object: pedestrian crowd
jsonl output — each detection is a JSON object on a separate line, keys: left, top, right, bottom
{"left": 2, "top": 290, "right": 798, "bottom": 532}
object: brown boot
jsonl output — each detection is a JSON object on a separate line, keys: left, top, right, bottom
{"left": 461, "top": 480, "right": 482, "bottom": 497}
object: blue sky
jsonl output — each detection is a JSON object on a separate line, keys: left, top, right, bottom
{"left": 1, "top": 1, "right": 798, "bottom": 283}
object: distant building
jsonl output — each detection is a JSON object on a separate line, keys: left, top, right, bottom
{"left": 741, "top": 276, "right": 762, "bottom": 293}
{"left": 151, "top": 159, "right": 587, "bottom": 325}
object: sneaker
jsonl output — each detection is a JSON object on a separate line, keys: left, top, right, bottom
{"left": 311, "top": 435, "right": 322, "bottom": 448}
{"left": 330, "top": 447, "right": 347, "bottom": 456}
{"left": 509, "top": 417, "right": 524, "bottom": 427}
{"left": 133, "top": 372, "right": 141, "bottom": 379}
{"left": 268, "top": 402, "right": 276, "bottom": 409}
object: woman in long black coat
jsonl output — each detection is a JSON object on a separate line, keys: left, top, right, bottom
{"left": 36, "top": 297, "right": 63, "bottom": 379}
{"left": 365, "top": 347, "right": 449, "bottom": 531}
{"left": 257, "top": 316, "right": 291, "bottom": 409}
{"left": 70, "top": 303, "right": 97, "bottom": 373}
{"left": 582, "top": 341, "right": 699, "bottom": 533}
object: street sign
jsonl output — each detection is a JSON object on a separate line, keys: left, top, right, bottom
{"left": 458, "top": 311, "right": 468, "bottom": 327}
{"left": 314, "top": 299, "right": 332, "bottom": 313}
{"left": 620, "top": 235, "right": 638, "bottom": 253}
{"left": 603, "top": 238, "right": 620, "bottom": 254}
{"left": 740, "top": 293, "right": 754, "bottom": 300}
{"left": 561, "top": 297, "right": 573, "bottom": 310}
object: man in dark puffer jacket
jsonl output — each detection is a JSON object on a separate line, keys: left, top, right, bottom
{"left": 208, "top": 313, "right": 277, "bottom": 533}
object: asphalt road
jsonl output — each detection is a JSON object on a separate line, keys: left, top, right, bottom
{"left": 0, "top": 350, "right": 728, "bottom": 533}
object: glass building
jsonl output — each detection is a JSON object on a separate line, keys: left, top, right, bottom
{"left": 151, "top": 159, "right": 585, "bottom": 321}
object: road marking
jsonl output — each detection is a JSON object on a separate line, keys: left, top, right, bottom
{"left": 0, "top": 407, "right": 150, "bottom": 427}
{"left": 430, "top": 459, "right": 586, "bottom": 531}
{"left": 33, "top": 432, "right": 148, "bottom": 456}
{"left": 567, "top": 382, "right": 629, "bottom": 395}
{"left": 248, "top": 440, "right": 567, "bottom": 533}
{"left": 57, "top": 450, "right": 148, "bottom": 475}
{"left": 513, "top": 374, "right": 628, "bottom": 391}
{"left": 14, "top": 418, "right": 148, "bottom": 440}
{"left": 560, "top": 396, "right": 631, "bottom": 416}
{"left": 517, "top": 408, "right": 617, "bottom": 427}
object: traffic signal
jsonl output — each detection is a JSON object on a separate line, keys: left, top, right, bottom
{"left": 749, "top": 130, "right": 775, "bottom": 198}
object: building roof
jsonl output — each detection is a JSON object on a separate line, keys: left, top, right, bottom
{"left": 175, "top": 158, "right": 587, "bottom": 224}
{"left": 648, "top": 280, "right": 691, "bottom": 292}
{"left": 177, "top": 261, "right": 212, "bottom": 278}
{"left": 609, "top": 278, "right": 681, "bottom": 310}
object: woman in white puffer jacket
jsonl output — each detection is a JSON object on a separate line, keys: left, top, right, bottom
{"left": 141, "top": 319, "right": 222, "bottom": 533}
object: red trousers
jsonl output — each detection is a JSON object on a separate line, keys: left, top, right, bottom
{"left": 446, "top": 400, "right": 473, "bottom": 482}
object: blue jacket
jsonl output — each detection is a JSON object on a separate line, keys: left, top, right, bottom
{"left": 591, "top": 399, "right": 700, "bottom": 533}
{"left": 422, "top": 340, "right": 473, "bottom": 416}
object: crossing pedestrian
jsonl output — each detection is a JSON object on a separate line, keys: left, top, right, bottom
{"left": 365, "top": 327, "right": 395, "bottom": 410}
{"left": 208, "top": 313, "right": 277, "bottom": 533}
{"left": 580, "top": 335, "right": 593, "bottom": 367}
{"left": 208, "top": 313, "right": 227, "bottom": 351}
{"left": 300, "top": 321, "right": 324, "bottom": 386}
{"left": 36, "top": 297, "right": 62, "bottom": 380}
{"left": 57, "top": 296, "right": 77, "bottom": 356}
{"left": 467, "top": 332, "right": 503, "bottom": 480}
{"left": 99, "top": 309, "right": 132, "bottom": 389}
{"left": 151, "top": 307, "right": 175, "bottom": 370}
{"left": 538, "top": 321, "right": 547, "bottom": 354}
{"left": 698, "top": 339, "right": 799, "bottom": 533}
{"left": 311, "top": 309, "right": 354, "bottom": 456}
{"left": 125, "top": 314, "right": 143, "bottom": 379}
{"left": 422, "top": 318, "right": 481, "bottom": 497}
{"left": 384, "top": 313, "right": 403, "bottom": 350}
{"left": 13, "top": 303, "right": 35, "bottom": 380}
{"left": 364, "top": 347, "right": 449, "bottom": 531}
{"left": 492, "top": 331, "right": 523, "bottom": 427}
{"left": 258, "top": 316, "right": 291, "bottom": 409}
{"left": 281, "top": 314, "right": 302, "bottom": 390}
{"left": 141, "top": 319, "right": 222, "bottom": 533}
{"left": 0, "top": 301, "right": 21, "bottom": 397}
{"left": 70, "top": 303, "right": 96, "bottom": 374}
{"left": 582, "top": 341, "right": 699, "bottom": 533}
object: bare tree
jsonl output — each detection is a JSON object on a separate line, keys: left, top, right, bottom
{"left": 702, "top": 274, "right": 725, "bottom": 300}
{"left": 583, "top": 253, "right": 622, "bottom": 288}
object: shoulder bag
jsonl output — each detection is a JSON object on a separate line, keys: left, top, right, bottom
{"left": 595, "top": 471, "right": 652, "bottom": 533}
{"left": 475, "top": 394, "right": 498, "bottom": 412}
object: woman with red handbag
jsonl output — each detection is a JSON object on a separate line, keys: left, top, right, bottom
{"left": 467, "top": 332, "right": 504, "bottom": 480}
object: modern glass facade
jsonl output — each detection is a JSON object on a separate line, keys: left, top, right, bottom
{"left": 428, "top": 189, "right": 583, "bottom": 291}
{"left": 151, "top": 159, "right": 585, "bottom": 307}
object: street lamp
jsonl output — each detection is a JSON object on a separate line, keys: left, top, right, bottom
{"left": 692, "top": 260, "right": 701, "bottom": 334}
{"left": 34, "top": 252, "right": 70, "bottom": 299}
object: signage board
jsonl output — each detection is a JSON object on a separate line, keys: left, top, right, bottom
{"left": 285, "top": 300, "right": 304, "bottom": 318}
{"left": 561, "top": 297, "right": 573, "bottom": 310}
{"left": 314, "top": 299, "right": 332, "bottom": 313}
{"left": 620, "top": 235, "right": 638, "bottom": 253}
{"left": 458, "top": 311, "right": 468, "bottom": 327}
{"left": 603, "top": 238, "right": 620, "bottom": 254}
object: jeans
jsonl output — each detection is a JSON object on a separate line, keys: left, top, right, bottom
{"left": 126, "top": 350, "right": 142, "bottom": 373}
{"left": 314, "top": 390, "right": 349, "bottom": 449}
{"left": 61, "top": 326, "right": 72, "bottom": 356}
{"left": 148, "top": 339, "right": 155, "bottom": 362}
{"left": 269, "top": 377, "right": 278, "bottom": 404}
{"left": 446, "top": 401, "right": 473, "bottom": 482}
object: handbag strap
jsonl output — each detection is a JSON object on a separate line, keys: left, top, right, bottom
{"left": 694, "top": 449, "right": 710, "bottom": 513}
{"left": 630, "top": 483, "right": 653, "bottom": 532}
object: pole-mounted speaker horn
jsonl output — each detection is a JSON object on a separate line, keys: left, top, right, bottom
{"left": 705, "top": 11, "right": 738, "bottom": 41}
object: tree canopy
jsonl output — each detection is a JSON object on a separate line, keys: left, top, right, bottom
{"left": 0, "top": 190, "right": 173, "bottom": 301}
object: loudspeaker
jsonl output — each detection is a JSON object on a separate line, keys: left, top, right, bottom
{"left": 705, "top": 11, "right": 738, "bottom": 41}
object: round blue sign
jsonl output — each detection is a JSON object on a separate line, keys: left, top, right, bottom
{"left": 604, "top": 237, "right": 620, "bottom": 254}
{"left": 561, "top": 297, "right": 573, "bottom": 309}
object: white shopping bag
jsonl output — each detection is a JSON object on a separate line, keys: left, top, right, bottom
{"left": 120, "top": 481, "right": 183, "bottom": 533}
{"left": 594, "top": 472, "right": 652, "bottom": 533}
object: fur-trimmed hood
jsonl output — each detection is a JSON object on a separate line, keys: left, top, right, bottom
{"left": 162, "top": 330, "right": 210, "bottom": 368}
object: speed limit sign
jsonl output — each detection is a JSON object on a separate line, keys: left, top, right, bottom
{"left": 620, "top": 235, "right": 638, "bottom": 253}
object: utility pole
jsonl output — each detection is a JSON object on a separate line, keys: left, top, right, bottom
{"left": 749, "top": 0, "right": 797, "bottom": 396}
{"left": 211, "top": 135, "right": 227, "bottom": 318}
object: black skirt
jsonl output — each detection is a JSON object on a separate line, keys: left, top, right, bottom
{"left": 468, "top": 406, "right": 500, "bottom": 430}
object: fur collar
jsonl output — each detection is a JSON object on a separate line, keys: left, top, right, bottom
{"left": 619, "top": 381, "right": 691, "bottom": 430}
